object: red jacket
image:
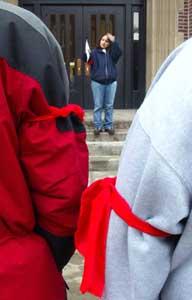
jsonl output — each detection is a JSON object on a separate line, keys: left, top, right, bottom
{"left": 0, "top": 3, "right": 88, "bottom": 300}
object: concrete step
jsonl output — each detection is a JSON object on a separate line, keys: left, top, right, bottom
{"left": 85, "top": 120, "right": 131, "bottom": 130}
{"left": 88, "top": 141, "right": 124, "bottom": 156}
{"left": 85, "top": 109, "right": 136, "bottom": 130}
{"left": 89, "top": 155, "right": 119, "bottom": 171}
{"left": 89, "top": 171, "right": 117, "bottom": 184}
{"left": 86, "top": 129, "right": 127, "bottom": 141}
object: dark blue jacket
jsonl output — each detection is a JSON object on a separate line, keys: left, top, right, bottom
{"left": 83, "top": 41, "right": 122, "bottom": 84}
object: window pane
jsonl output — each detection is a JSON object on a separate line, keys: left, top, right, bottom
{"left": 49, "top": 14, "right": 57, "bottom": 37}
{"left": 60, "top": 15, "right": 65, "bottom": 57}
{"left": 91, "top": 15, "right": 97, "bottom": 48}
{"left": 100, "top": 15, "right": 106, "bottom": 36}
{"left": 69, "top": 15, "right": 75, "bottom": 61}
{"left": 132, "top": 11, "right": 140, "bottom": 90}
{"left": 133, "top": 12, "right": 139, "bottom": 41}
{"left": 109, "top": 14, "right": 115, "bottom": 35}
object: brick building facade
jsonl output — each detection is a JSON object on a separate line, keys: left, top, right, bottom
{"left": 178, "top": 0, "right": 192, "bottom": 39}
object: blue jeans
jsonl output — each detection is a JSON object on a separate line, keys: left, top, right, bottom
{"left": 91, "top": 80, "right": 117, "bottom": 129}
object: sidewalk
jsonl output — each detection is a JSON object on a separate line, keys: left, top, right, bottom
{"left": 63, "top": 252, "right": 98, "bottom": 300}
{"left": 85, "top": 109, "right": 137, "bottom": 126}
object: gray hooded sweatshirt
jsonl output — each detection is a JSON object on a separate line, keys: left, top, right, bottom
{"left": 102, "top": 37, "right": 192, "bottom": 300}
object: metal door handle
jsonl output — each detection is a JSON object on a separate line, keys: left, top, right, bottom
{"left": 76, "top": 58, "right": 82, "bottom": 76}
{"left": 85, "top": 62, "right": 90, "bottom": 77}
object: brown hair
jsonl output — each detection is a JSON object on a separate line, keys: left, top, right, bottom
{"left": 96, "top": 33, "right": 112, "bottom": 49}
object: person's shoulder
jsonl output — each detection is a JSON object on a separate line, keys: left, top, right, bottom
{"left": 0, "top": 1, "right": 56, "bottom": 45}
{"left": 0, "top": 2, "right": 42, "bottom": 27}
{"left": 91, "top": 48, "right": 100, "bottom": 56}
{"left": 92, "top": 48, "right": 98, "bottom": 53}
{"left": 1, "top": 2, "right": 60, "bottom": 53}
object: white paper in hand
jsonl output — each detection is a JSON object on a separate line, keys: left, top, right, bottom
{"left": 85, "top": 39, "right": 91, "bottom": 61}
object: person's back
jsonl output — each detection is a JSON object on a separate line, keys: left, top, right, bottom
{"left": 0, "top": 2, "right": 88, "bottom": 299}
{"left": 102, "top": 37, "right": 192, "bottom": 300}
{"left": 76, "top": 36, "right": 192, "bottom": 300}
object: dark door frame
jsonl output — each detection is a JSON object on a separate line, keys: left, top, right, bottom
{"left": 19, "top": 0, "right": 146, "bottom": 109}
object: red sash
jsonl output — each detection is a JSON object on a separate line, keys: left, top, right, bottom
{"left": 28, "top": 103, "right": 84, "bottom": 122}
{"left": 75, "top": 177, "right": 171, "bottom": 297}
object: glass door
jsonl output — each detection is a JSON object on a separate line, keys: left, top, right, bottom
{"left": 42, "top": 6, "right": 84, "bottom": 106}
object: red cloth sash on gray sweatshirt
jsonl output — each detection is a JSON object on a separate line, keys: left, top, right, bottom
{"left": 75, "top": 177, "right": 171, "bottom": 297}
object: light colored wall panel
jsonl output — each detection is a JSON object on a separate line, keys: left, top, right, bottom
{"left": 146, "top": 0, "right": 184, "bottom": 89}
{"left": 3, "top": 0, "right": 18, "bottom": 4}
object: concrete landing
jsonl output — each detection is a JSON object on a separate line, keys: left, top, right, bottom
{"left": 63, "top": 252, "right": 97, "bottom": 300}
{"left": 85, "top": 109, "right": 136, "bottom": 129}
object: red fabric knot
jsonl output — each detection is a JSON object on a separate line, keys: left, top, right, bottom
{"left": 28, "top": 104, "right": 85, "bottom": 122}
{"left": 75, "top": 177, "right": 171, "bottom": 297}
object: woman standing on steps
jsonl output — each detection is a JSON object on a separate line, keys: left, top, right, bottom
{"left": 82, "top": 33, "right": 122, "bottom": 136}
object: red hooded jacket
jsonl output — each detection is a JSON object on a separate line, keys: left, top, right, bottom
{"left": 0, "top": 3, "right": 88, "bottom": 300}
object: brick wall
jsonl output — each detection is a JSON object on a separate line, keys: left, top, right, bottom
{"left": 178, "top": 0, "right": 192, "bottom": 39}
{"left": 189, "top": 0, "right": 192, "bottom": 36}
